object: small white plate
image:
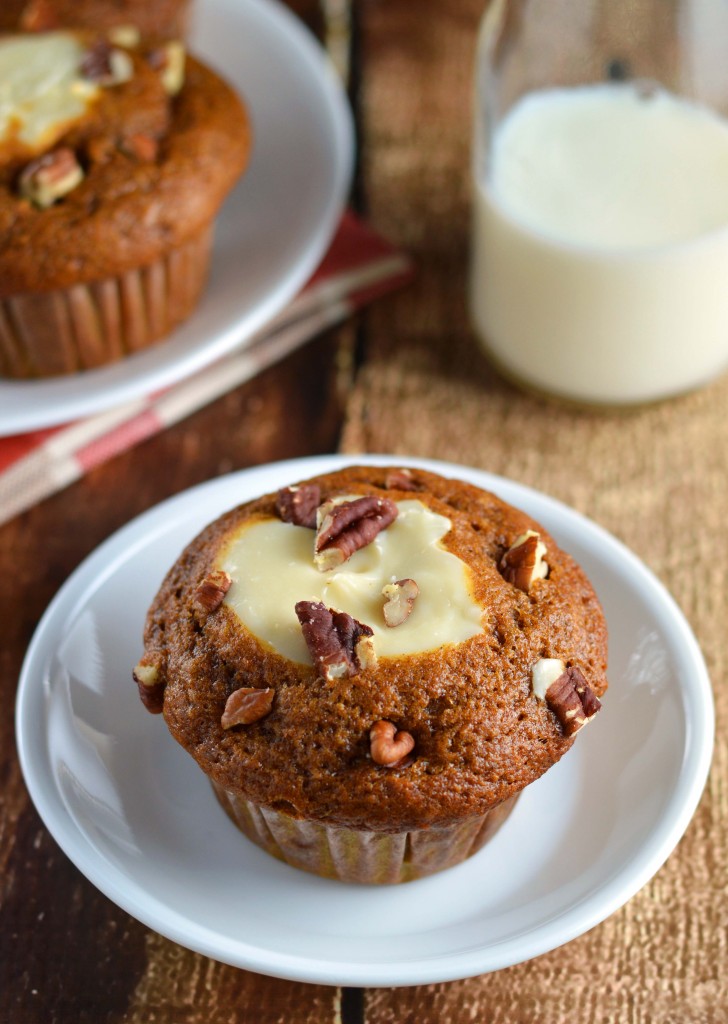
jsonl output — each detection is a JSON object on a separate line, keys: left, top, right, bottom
{"left": 16, "top": 455, "right": 714, "bottom": 986}
{"left": 0, "top": 0, "right": 353, "bottom": 436}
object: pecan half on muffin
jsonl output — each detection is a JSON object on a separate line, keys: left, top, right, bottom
{"left": 0, "top": 30, "right": 250, "bottom": 378}
{"left": 134, "top": 466, "right": 608, "bottom": 884}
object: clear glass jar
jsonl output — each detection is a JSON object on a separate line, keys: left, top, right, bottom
{"left": 470, "top": 0, "right": 728, "bottom": 405}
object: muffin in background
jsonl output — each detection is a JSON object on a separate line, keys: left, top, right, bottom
{"left": 0, "top": 0, "right": 191, "bottom": 40}
{"left": 0, "top": 30, "right": 250, "bottom": 379}
{"left": 134, "top": 466, "right": 608, "bottom": 885}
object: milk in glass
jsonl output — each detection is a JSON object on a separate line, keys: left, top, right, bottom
{"left": 471, "top": 84, "right": 728, "bottom": 404}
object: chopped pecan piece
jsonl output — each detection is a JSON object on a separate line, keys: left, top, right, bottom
{"left": 382, "top": 578, "right": 419, "bottom": 627}
{"left": 221, "top": 687, "right": 274, "bottom": 728}
{"left": 385, "top": 468, "right": 419, "bottom": 491}
{"left": 133, "top": 654, "right": 166, "bottom": 714}
{"left": 147, "top": 41, "right": 186, "bottom": 95}
{"left": 194, "top": 569, "right": 232, "bottom": 614}
{"left": 80, "top": 39, "right": 134, "bottom": 86}
{"left": 531, "top": 659, "right": 601, "bottom": 736}
{"left": 500, "top": 530, "right": 549, "bottom": 592}
{"left": 314, "top": 495, "right": 398, "bottom": 571}
{"left": 19, "top": 149, "right": 83, "bottom": 208}
{"left": 295, "top": 600, "right": 376, "bottom": 680}
{"left": 547, "top": 666, "right": 601, "bottom": 733}
{"left": 276, "top": 483, "right": 321, "bottom": 529}
{"left": 120, "top": 133, "right": 159, "bottom": 162}
{"left": 369, "top": 720, "right": 415, "bottom": 767}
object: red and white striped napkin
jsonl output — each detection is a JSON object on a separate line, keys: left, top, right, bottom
{"left": 0, "top": 213, "right": 412, "bottom": 527}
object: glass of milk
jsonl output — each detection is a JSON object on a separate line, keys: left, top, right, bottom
{"left": 471, "top": 0, "right": 728, "bottom": 405}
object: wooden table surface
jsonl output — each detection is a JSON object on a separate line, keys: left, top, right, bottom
{"left": 4, "top": 2, "right": 726, "bottom": 1021}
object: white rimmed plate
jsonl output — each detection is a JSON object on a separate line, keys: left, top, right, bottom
{"left": 15, "top": 455, "right": 714, "bottom": 986}
{"left": 0, "top": 0, "right": 354, "bottom": 436}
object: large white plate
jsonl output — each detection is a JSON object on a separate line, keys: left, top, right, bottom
{"left": 15, "top": 455, "right": 714, "bottom": 986}
{"left": 0, "top": 0, "right": 353, "bottom": 436}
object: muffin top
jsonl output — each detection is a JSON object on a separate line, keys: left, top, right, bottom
{"left": 136, "top": 466, "right": 608, "bottom": 833}
{"left": 0, "top": 0, "right": 189, "bottom": 40}
{"left": 0, "top": 30, "right": 250, "bottom": 293}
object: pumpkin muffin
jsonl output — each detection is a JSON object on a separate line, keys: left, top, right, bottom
{"left": 0, "top": 0, "right": 191, "bottom": 40}
{"left": 0, "top": 30, "right": 250, "bottom": 378}
{"left": 134, "top": 466, "right": 608, "bottom": 884}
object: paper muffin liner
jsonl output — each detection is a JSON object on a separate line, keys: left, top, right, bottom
{"left": 212, "top": 781, "right": 520, "bottom": 885}
{"left": 0, "top": 224, "right": 213, "bottom": 379}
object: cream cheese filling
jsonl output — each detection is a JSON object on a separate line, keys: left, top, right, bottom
{"left": 0, "top": 34, "right": 99, "bottom": 153}
{"left": 218, "top": 498, "right": 485, "bottom": 664}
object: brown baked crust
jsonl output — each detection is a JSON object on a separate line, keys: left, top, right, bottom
{"left": 1, "top": 0, "right": 190, "bottom": 39}
{"left": 0, "top": 46, "right": 250, "bottom": 294}
{"left": 141, "top": 466, "right": 609, "bottom": 833}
